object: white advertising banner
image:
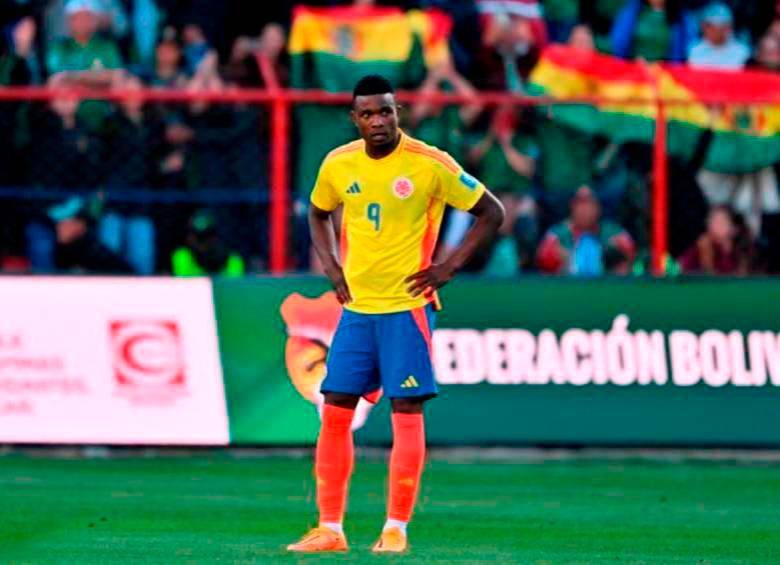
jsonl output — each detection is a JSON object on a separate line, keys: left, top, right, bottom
{"left": 0, "top": 277, "right": 229, "bottom": 444}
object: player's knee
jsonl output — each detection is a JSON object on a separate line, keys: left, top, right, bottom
{"left": 391, "top": 398, "right": 425, "bottom": 414}
{"left": 323, "top": 392, "right": 360, "bottom": 409}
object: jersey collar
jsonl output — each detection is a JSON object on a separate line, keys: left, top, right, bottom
{"left": 363, "top": 130, "right": 406, "bottom": 162}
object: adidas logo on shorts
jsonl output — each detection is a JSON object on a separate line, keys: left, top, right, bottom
{"left": 400, "top": 375, "right": 419, "bottom": 389}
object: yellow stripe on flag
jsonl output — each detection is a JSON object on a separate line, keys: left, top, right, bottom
{"left": 289, "top": 11, "right": 413, "bottom": 62}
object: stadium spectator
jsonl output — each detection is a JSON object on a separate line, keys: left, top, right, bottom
{"left": 688, "top": 3, "right": 750, "bottom": 70}
{"left": 187, "top": 68, "right": 239, "bottom": 188}
{"left": 534, "top": 116, "right": 598, "bottom": 224}
{"left": 171, "top": 209, "right": 245, "bottom": 276}
{"left": 436, "top": 103, "right": 540, "bottom": 275}
{"left": 410, "top": 58, "right": 482, "bottom": 162}
{"left": 221, "top": 23, "right": 288, "bottom": 88}
{"left": 623, "top": 127, "right": 713, "bottom": 262}
{"left": 258, "top": 23, "right": 289, "bottom": 86}
{"left": 0, "top": 15, "right": 39, "bottom": 261}
{"left": 530, "top": 22, "right": 600, "bottom": 224}
{"left": 536, "top": 186, "right": 635, "bottom": 276}
{"left": 25, "top": 93, "right": 103, "bottom": 272}
{"left": 680, "top": 204, "right": 754, "bottom": 275}
{"left": 696, "top": 164, "right": 780, "bottom": 239}
{"left": 181, "top": 22, "right": 214, "bottom": 76}
{"left": 46, "top": 0, "right": 125, "bottom": 133}
{"left": 476, "top": 0, "right": 548, "bottom": 47}
{"left": 752, "top": 32, "right": 780, "bottom": 71}
{"left": 28, "top": 90, "right": 102, "bottom": 189}
{"left": 98, "top": 76, "right": 158, "bottom": 274}
{"left": 1, "top": 15, "right": 40, "bottom": 85}
{"left": 46, "top": 0, "right": 123, "bottom": 79}
{"left": 139, "top": 27, "right": 187, "bottom": 88}
{"left": 46, "top": 196, "right": 133, "bottom": 274}
{"left": 468, "top": 105, "right": 539, "bottom": 271}
{"left": 130, "top": 0, "right": 163, "bottom": 69}
{"left": 0, "top": 15, "right": 38, "bottom": 185}
{"left": 221, "top": 1, "right": 292, "bottom": 60}
{"left": 568, "top": 23, "right": 596, "bottom": 51}
{"left": 186, "top": 64, "right": 267, "bottom": 265}
{"left": 155, "top": 117, "right": 194, "bottom": 189}
{"left": 475, "top": 4, "right": 543, "bottom": 91}
{"left": 221, "top": 36, "right": 262, "bottom": 87}
{"left": 610, "top": 0, "right": 695, "bottom": 62}
{"left": 44, "top": 0, "right": 129, "bottom": 46}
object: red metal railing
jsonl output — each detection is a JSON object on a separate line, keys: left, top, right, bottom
{"left": 1, "top": 86, "right": 774, "bottom": 275}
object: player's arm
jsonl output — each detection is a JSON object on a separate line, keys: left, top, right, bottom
{"left": 309, "top": 203, "right": 352, "bottom": 305}
{"left": 406, "top": 190, "right": 504, "bottom": 297}
{"left": 309, "top": 158, "right": 351, "bottom": 304}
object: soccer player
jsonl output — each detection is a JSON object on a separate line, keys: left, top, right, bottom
{"left": 287, "top": 75, "right": 504, "bottom": 554}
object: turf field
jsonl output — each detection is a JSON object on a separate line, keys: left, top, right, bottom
{"left": 1, "top": 452, "right": 779, "bottom": 563}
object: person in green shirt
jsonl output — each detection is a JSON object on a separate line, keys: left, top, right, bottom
{"left": 46, "top": 0, "right": 124, "bottom": 131}
{"left": 467, "top": 106, "right": 540, "bottom": 271}
{"left": 632, "top": 3, "right": 672, "bottom": 61}
{"left": 47, "top": 0, "right": 123, "bottom": 76}
{"left": 610, "top": 0, "right": 695, "bottom": 62}
{"left": 536, "top": 186, "right": 636, "bottom": 276}
{"left": 171, "top": 210, "right": 245, "bottom": 277}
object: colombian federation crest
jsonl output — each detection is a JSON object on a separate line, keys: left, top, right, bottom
{"left": 392, "top": 177, "right": 414, "bottom": 199}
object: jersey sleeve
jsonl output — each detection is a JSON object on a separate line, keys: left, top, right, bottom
{"left": 309, "top": 159, "right": 341, "bottom": 211}
{"left": 437, "top": 157, "right": 486, "bottom": 211}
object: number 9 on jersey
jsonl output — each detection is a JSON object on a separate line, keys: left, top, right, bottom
{"left": 367, "top": 203, "right": 381, "bottom": 231}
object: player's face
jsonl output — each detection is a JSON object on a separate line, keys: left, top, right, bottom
{"left": 351, "top": 94, "right": 399, "bottom": 148}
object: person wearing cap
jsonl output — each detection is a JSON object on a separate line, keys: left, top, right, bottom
{"left": 42, "top": 196, "right": 133, "bottom": 274}
{"left": 171, "top": 210, "right": 245, "bottom": 277}
{"left": 536, "top": 186, "right": 635, "bottom": 276}
{"left": 46, "top": 0, "right": 122, "bottom": 77}
{"left": 688, "top": 3, "right": 750, "bottom": 69}
{"left": 46, "top": 0, "right": 125, "bottom": 133}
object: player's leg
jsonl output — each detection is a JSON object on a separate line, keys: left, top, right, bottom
{"left": 288, "top": 311, "right": 379, "bottom": 553}
{"left": 371, "top": 397, "right": 427, "bottom": 553}
{"left": 316, "top": 392, "right": 359, "bottom": 535}
{"left": 372, "top": 305, "right": 437, "bottom": 553}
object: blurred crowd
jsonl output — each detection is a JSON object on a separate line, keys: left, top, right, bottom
{"left": 0, "top": 0, "right": 779, "bottom": 277}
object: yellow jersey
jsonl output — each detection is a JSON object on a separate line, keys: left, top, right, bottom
{"left": 310, "top": 132, "right": 486, "bottom": 314}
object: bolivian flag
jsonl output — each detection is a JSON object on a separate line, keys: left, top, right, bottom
{"left": 530, "top": 45, "right": 780, "bottom": 174}
{"left": 289, "top": 5, "right": 452, "bottom": 92}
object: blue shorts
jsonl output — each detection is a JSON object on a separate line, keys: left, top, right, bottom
{"left": 321, "top": 304, "right": 437, "bottom": 400}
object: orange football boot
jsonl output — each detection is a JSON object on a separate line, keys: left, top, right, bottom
{"left": 371, "top": 527, "right": 408, "bottom": 554}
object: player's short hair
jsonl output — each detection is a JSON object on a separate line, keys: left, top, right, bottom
{"left": 352, "top": 75, "right": 395, "bottom": 107}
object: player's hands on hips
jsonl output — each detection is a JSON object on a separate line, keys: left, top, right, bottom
{"left": 324, "top": 263, "right": 353, "bottom": 304}
{"left": 405, "top": 262, "right": 456, "bottom": 297}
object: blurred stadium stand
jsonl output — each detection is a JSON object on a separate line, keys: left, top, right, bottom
{"left": 1, "top": 0, "right": 780, "bottom": 277}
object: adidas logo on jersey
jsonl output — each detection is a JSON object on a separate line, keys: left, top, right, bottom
{"left": 346, "top": 182, "right": 361, "bottom": 194}
{"left": 400, "top": 375, "right": 419, "bottom": 389}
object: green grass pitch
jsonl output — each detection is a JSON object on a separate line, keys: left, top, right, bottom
{"left": 2, "top": 452, "right": 779, "bottom": 563}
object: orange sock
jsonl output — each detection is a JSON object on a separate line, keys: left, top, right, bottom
{"left": 387, "top": 412, "right": 426, "bottom": 522}
{"left": 315, "top": 404, "right": 355, "bottom": 524}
